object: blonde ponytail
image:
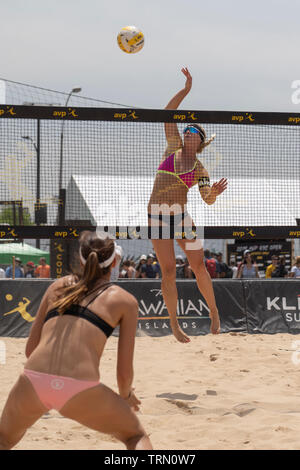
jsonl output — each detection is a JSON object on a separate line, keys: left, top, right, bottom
{"left": 198, "top": 133, "right": 216, "bottom": 154}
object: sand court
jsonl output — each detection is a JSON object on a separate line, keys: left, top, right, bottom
{"left": 1, "top": 332, "right": 300, "bottom": 450}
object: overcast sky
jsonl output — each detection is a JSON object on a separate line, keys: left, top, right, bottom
{"left": 1, "top": 0, "right": 299, "bottom": 111}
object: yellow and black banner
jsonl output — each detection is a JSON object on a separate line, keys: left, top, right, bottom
{"left": 50, "top": 240, "right": 69, "bottom": 278}
{"left": 1, "top": 225, "right": 300, "bottom": 240}
{"left": 0, "top": 105, "right": 300, "bottom": 126}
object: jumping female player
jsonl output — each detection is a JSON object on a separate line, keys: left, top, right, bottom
{"left": 148, "top": 67, "right": 228, "bottom": 344}
{"left": 0, "top": 231, "right": 152, "bottom": 450}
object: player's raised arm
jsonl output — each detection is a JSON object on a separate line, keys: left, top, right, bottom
{"left": 164, "top": 68, "right": 192, "bottom": 151}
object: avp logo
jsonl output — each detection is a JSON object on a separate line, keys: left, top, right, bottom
{"left": 0, "top": 106, "right": 17, "bottom": 117}
{"left": 0, "top": 228, "right": 18, "bottom": 238}
{"left": 245, "top": 113, "right": 255, "bottom": 122}
{"left": 53, "top": 108, "right": 78, "bottom": 118}
{"left": 246, "top": 228, "right": 256, "bottom": 237}
{"left": 173, "top": 111, "right": 198, "bottom": 121}
{"left": 114, "top": 110, "right": 139, "bottom": 120}
{"left": 232, "top": 113, "right": 255, "bottom": 123}
{"left": 54, "top": 227, "right": 79, "bottom": 238}
{"left": 289, "top": 230, "right": 300, "bottom": 237}
{"left": 232, "top": 228, "right": 256, "bottom": 238}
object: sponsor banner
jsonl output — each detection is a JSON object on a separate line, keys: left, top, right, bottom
{"left": 0, "top": 280, "right": 52, "bottom": 337}
{"left": 2, "top": 279, "right": 300, "bottom": 338}
{"left": 0, "top": 280, "right": 246, "bottom": 338}
{"left": 118, "top": 280, "right": 246, "bottom": 337}
{"left": 245, "top": 280, "right": 300, "bottom": 334}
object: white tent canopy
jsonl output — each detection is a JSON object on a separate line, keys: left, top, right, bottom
{"left": 66, "top": 175, "right": 300, "bottom": 227}
{"left": 65, "top": 175, "right": 300, "bottom": 259}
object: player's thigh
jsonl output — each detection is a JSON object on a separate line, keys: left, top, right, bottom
{"left": 151, "top": 239, "right": 176, "bottom": 273}
{"left": 0, "top": 374, "right": 47, "bottom": 441}
{"left": 176, "top": 238, "right": 204, "bottom": 267}
{"left": 59, "top": 382, "right": 145, "bottom": 442}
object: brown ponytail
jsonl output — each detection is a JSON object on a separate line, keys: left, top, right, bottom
{"left": 52, "top": 231, "right": 115, "bottom": 315}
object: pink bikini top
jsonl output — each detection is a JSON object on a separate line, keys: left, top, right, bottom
{"left": 157, "top": 151, "right": 199, "bottom": 189}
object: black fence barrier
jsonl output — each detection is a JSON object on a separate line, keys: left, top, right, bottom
{"left": 0, "top": 279, "right": 299, "bottom": 338}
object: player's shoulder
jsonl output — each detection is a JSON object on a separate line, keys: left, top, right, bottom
{"left": 106, "top": 283, "right": 139, "bottom": 309}
{"left": 46, "top": 275, "right": 75, "bottom": 294}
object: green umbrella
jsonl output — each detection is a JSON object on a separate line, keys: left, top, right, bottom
{"left": 0, "top": 243, "right": 50, "bottom": 266}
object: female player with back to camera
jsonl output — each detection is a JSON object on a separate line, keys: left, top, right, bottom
{"left": 0, "top": 231, "right": 152, "bottom": 450}
{"left": 148, "top": 67, "right": 228, "bottom": 344}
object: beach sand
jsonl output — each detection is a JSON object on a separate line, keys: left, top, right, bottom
{"left": 1, "top": 332, "right": 300, "bottom": 450}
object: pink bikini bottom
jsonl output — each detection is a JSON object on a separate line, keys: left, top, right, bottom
{"left": 23, "top": 369, "right": 99, "bottom": 411}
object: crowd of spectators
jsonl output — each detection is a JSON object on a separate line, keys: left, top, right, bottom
{"left": 115, "top": 248, "right": 300, "bottom": 280}
{"left": 0, "top": 257, "right": 51, "bottom": 279}
{"left": 1, "top": 250, "right": 300, "bottom": 281}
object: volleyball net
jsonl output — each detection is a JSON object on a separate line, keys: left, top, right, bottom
{"left": 0, "top": 104, "right": 299, "bottom": 240}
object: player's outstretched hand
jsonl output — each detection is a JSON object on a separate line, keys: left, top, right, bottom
{"left": 181, "top": 67, "right": 192, "bottom": 93}
{"left": 211, "top": 178, "right": 228, "bottom": 196}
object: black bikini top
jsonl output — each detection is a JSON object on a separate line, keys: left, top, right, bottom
{"left": 44, "top": 283, "right": 115, "bottom": 338}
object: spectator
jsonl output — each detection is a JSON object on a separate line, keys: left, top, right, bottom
{"left": 265, "top": 255, "right": 279, "bottom": 279}
{"left": 24, "top": 261, "right": 36, "bottom": 278}
{"left": 237, "top": 250, "right": 259, "bottom": 279}
{"left": 230, "top": 260, "right": 238, "bottom": 279}
{"left": 184, "top": 260, "right": 195, "bottom": 279}
{"left": 135, "top": 255, "right": 147, "bottom": 278}
{"left": 110, "top": 244, "right": 123, "bottom": 281}
{"left": 216, "top": 252, "right": 232, "bottom": 278}
{"left": 204, "top": 249, "right": 217, "bottom": 279}
{"left": 141, "top": 255, "right": 160, "bottom": 279}
{"left": 129, "top": 260, "right": 137, "bottom": 277}
{"left": 289, "top": 256, "right": 300, "bottom": 278}
{"left": 120, "top": 260, "right": 136, "bottom": 278}
{"left": 271, "top": 255, "right": 288, "bottom": 278}
{"left": 175, "top": 255, "right": 186, "bottom": 279}
{"left": 150, "top": 253, "right": 161, "bottom": 278}
{"left": 34, "top": 257, "right": 50, "bottom": 279}
{"left": 5, "top": 258, "right": 24, "bottom": 278}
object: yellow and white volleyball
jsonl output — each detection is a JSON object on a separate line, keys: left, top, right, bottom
{"left": 117, "top": 26, "right": 144, "bottom": 54}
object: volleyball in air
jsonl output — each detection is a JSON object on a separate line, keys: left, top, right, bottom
{"left": 117, "top": 26, "right": 144, "bottom": 54}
